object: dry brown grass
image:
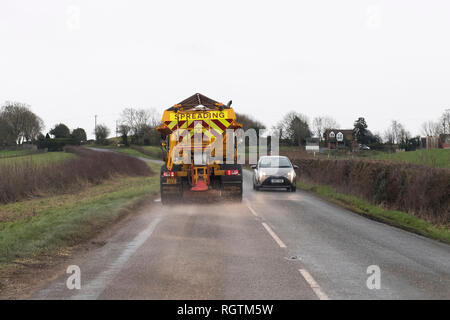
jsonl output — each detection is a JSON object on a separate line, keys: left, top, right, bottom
{"left": 289, "top": 154, "right": 450, "bottom": 225}
{"left": 0, "top": 147, "right": 151, "bottom": 204}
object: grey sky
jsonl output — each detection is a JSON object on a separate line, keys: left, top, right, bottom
{"left": 1, "top": 0, "right": 449, "bottom": 139}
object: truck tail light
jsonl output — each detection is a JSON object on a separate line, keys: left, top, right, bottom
{"left": 225, "top": 169, "right": 239, "bottom": 176}
{"left": 163, "top": 171, "right": 177, "bottom": 177}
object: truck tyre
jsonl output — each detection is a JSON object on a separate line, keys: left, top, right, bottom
{"left": 160, "top": 164, "right": 182, "bottom": 205}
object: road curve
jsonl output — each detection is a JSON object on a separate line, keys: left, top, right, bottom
{"left": 33, "top": 159, "right": 450, "bottom": 299}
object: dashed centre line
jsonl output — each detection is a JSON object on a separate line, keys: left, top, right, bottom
{"left": 261, "top": 222, "right": 287, "bottom": 248}
{"left": 246, "top": 201, "right": 286, "bottom": 248}
{"left": 298, "top": 269, "right": 330, "bottom": 300}
{"left": 247, "top": 199, "right": 329, "bottom": 300}
{"left": 245, "top": 202, "right": 259, "bottom": 217}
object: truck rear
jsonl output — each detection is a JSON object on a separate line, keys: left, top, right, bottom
{"left": 156, "top": 93, "right": 243, "bottom": 204}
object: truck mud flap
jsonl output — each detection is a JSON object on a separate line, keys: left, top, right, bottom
{"left": 221, "top": 182, "right": 243, "bottom": 202}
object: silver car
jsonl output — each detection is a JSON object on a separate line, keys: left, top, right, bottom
{"left": 251, "top": 156, "right": 298, "bottom": 192}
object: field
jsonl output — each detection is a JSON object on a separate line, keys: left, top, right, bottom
{"left": 0, "top": 151, "right": 74, "bottom": 166}
{"left": 89, "top": 144, "right": 162, "bottom": 160}
{"left": 0, "top": 147, "right": 151, "bottom": 203}
{"left": 279, "top": 146, "right": 450, "bottom": 169}
{"left": 0, "top": 149, "right": 33, "bottom": 159}
{"left": 368, "top": 149, "right": 450, "bottom": 169}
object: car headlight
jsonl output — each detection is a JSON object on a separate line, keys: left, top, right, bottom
{"left": 258, "top": 171, "right": 266, "bottom": 182}
{"left": 286, "top": 170, "right": 296, "bottom": 182}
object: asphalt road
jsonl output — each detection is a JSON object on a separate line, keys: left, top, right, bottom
{"left": 33, "top": 163, "right": 450, "bottom": 299}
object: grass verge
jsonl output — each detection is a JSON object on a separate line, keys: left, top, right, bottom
{"left": 297, "top": 181, "right": 450, "bottom": 244}
{"left": 0, "top": 149, "right": 34, "bottom": 159}
{"left": 0, "top": 152, "right": 74, "bottom": 166}
{"left": 89, "top": 144, "right": 162, "bottom": 160}
{"left": 0, "top": 162, "right": 160, "bottom": 269}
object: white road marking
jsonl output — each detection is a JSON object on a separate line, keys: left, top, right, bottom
{"left": 298, "top": 269, "right": 329, "bottom": 300}
{"left": 262, "top": 222, "right": 287, "bottom": 248}
{"left": 154, "top": 198, "right": 161, "bottom": 202}
{"left": 71, "top": 216, "right": 162, "bottom": 300}
{"left": 245, "top": 202, "right": 258, "bottom": 217}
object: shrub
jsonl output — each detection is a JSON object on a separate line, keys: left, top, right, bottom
{"left": 36, "top": 137, "right": 77, "bottom": 151}
{"left": 0, "top": 147, "right": 152, "bottom": 203}
{"left": 292, "top": 158, "right": 450, "bottom": 225}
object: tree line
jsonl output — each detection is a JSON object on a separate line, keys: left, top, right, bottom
{"left": 0, "top": 102, "right": 44, "bottom": 146}
{"left": 0, "top": 101, "right": 88, "bottom": 150}
{"left": 420, "top": 109, "right": 450, "bottom": 136}
{"left": 272, "top": 112, "right": 380, "bottom": 148}
{"left": 2, "top": 100, "right": 447, "bottom": 151}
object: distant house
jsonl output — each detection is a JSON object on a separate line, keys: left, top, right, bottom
{"left": 440, "top": 134, "right": 450, "bottom": 149}
{"left": 324, "top": 129, "right": 355, "bottom": 150}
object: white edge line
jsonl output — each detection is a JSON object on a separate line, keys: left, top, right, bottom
{"left": 71, "top": 217, "right": 161, "bottom": 300}
{"left": 261, "top": 222, "right": 287, "bottom": 248}
{"left": 298, "top": 269, "right": 329, "bottom": 300}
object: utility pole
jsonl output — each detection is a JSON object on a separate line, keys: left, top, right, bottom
{"left": 94, "top": 115, "right": 98, "bottom": 131}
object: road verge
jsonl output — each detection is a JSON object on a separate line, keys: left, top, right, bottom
{"left": 0, "top": 161, "right": 160, "bottom": 298}
{"left": 297, "top": 182, "right": 450, "bottom": 245}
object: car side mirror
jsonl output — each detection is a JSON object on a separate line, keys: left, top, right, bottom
{"left": 293, "top": 165, "right": 299, "bottom": 169}
{"left": 251, "top": 165, "right": 257, "bottom": 169}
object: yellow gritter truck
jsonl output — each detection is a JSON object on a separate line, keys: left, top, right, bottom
{"left": 156, "top": 93, "right": 243, "bottom": 204}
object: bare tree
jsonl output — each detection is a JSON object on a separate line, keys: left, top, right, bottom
{"left": 0, "top": 101, "right": 44, "bottom": 145}
{"left": 440, "top": 108, "right": 450, "bottom": 134}
{"left": 22, "top": 110, "right": 44, "bottom": 142}
{"left": 385, "top": 120, "right": 409, "bottom": 145}
{"left": 0, "top": 115, "right": 15, "bottom": 146}
{"left": 421, "top": 120, "right": 440, "bottom": 137}
{"left": 118, "top": 107, "right": 161, "bottom": 145}
{"left": 312, "top": 116, "right": 340, "bottom": 141}
{"left": 235, "top": 113, "right": 265, "bottom": 131}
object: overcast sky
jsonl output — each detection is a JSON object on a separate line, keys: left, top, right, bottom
{"left": 1, "top": 0, "right": 449, "bottom": 139}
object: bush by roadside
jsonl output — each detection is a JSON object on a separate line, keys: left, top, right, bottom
{"left": 297, "top": 182, "right": 450, "bottom": 244}
{"left": 0, "top": 147, "right": 151, "bottom": 203}
{"left": 293, "top": 158, "right": 450, "bottom": 225}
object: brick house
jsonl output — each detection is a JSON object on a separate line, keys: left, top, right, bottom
{"left": 324, "top": 129, "right": 355, "bottom": 150}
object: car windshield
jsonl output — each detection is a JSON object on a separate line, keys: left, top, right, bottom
{"left": 259, "top": 157, "right": 292, "bottom": 168}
